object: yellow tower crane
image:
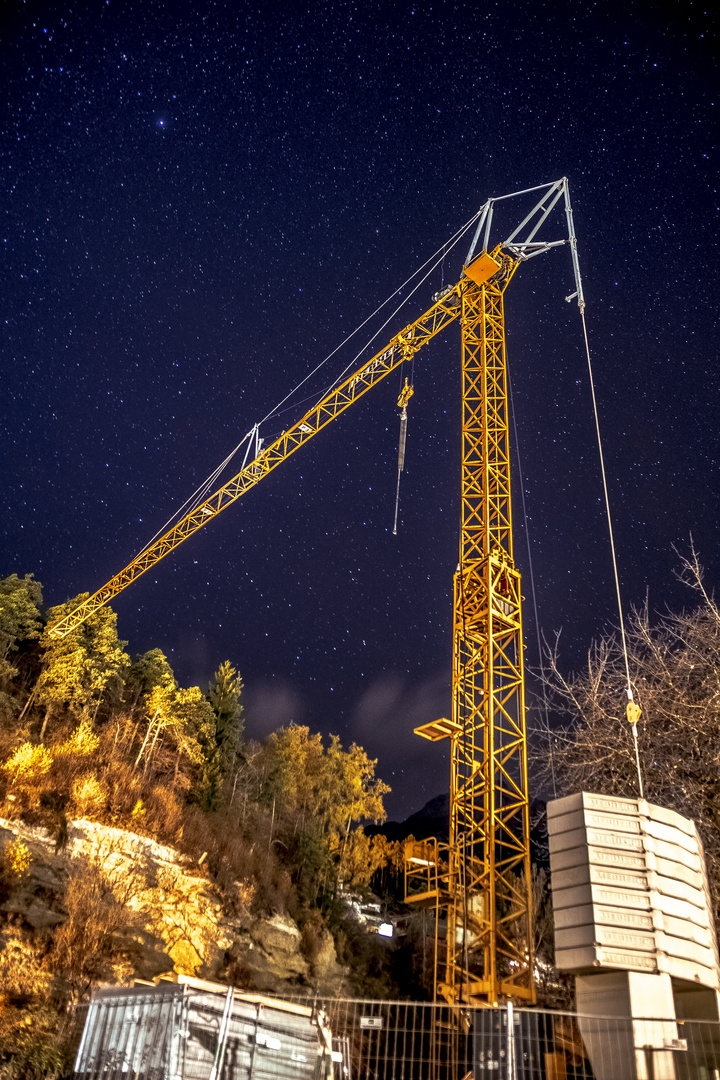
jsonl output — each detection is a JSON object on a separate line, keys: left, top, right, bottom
{"left": 49, "top": 178, "right": 586, "bottom": 1009}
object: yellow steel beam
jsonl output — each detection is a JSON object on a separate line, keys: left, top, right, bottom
{"left": 48, "top": 287, "right": 463, "bottom": 638}
{"left": 441, "top": 262, "right": 535, "bottom": 1007}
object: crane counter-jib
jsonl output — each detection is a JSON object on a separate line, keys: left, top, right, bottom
{"left": 47, "top": 282, "right": 465, "bottom": 639}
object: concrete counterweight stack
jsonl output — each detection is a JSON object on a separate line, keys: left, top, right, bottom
{"left": 547, "top": 792, "right": 720, "bottom": 1080}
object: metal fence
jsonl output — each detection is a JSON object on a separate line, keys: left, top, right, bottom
{"left": 73, "top": 984, "right": 332, "bottom": 1080}
{"left": 72, "top": 985, "right": 720, "bottom": 1080}
{"left": 288, "top": 997, "right": 720, "bottom": 1080}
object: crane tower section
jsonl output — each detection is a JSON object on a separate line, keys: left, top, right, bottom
{"left": 410, "top": 249, "right": 533, "bottom": 1007}
{"left": 451, "top": 252, "right": 532, "bottom": 1003}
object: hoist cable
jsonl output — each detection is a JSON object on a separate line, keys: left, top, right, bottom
{"left": 561, "top": 177, "right": 642, "bottom": 796}
{"left": 580, "top": 306, "right": 643, "bottom": 797}
{"left": 392, "top": 409, "right": 408, "bottom": 536}
{"left": 319, "top": 215, "right": 480, "bottom": 540}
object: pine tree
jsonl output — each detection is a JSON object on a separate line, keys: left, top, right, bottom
{"left": 204, "top": 661, "right": 245, "bottom": 809}
{"left": 0, "top": 573, "right": 43, "bottom": 726}
{"left": 0, "top": 574, "right": 43, "bottom": 684}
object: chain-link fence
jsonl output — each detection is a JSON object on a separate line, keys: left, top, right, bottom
{"left": 72, "top": 984, "right": 720, "bottom": 1079}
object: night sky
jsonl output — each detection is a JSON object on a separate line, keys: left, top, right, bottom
{"left": 3, "top": 1, "right": 718, "bottom": 819}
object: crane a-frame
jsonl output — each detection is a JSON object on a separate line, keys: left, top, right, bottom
{"left": 49, "top": 178, "right": 586, "bottom": 1008}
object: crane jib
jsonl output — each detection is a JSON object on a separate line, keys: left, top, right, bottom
{"left": 47, "top": 285, "right": 463, "bottom": 639}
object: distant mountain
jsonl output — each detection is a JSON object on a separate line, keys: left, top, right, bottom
{"left": 367, "top": 793, "right": 450, "bottom": 844}
{"left": 369, "top": 794, "right": 550, "bottom": 867}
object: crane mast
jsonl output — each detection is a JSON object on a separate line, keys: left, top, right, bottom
{"left": 451, "top": 255, "right": 532, "bottom": 1003}
{"left": 407, "top": 250, "right": 533, "bottom": 1007}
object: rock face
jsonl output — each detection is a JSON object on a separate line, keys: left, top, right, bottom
{"left": 0, "top": 817, "right": 347, "bottom": 996}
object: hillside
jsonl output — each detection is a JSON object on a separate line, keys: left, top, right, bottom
{"left": 0, "top": 573, "right": 436, "bottom": 1075}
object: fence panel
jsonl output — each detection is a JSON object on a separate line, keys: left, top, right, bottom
{"left": 73, "top": 987, "right": 720, "bottom": 1080}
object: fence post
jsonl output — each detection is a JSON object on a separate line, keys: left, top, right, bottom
{"left": 209, "top": 986, "right": 234, "bottom": 1080}
{"left": 506, "top": 1001, "right": 516, "bottom": 1080}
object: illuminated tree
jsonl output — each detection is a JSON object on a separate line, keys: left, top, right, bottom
{"left": 0, "top": 574, "right": 43, "bottom": 679}
{"left": 263, "top": 725, "right": 389, "bottom": 835}
{"left": 0, "top": 574, "right": 43, "bottom": 721}
{"left": 259, "top": 725, "right": 390, "bottom": 893}
{"left": 204, "top": 660, "right": 246, "bottom": 808}
{"left": 338, "top": 827, "right": 392, "bottom": 888}
{"left": 323, "top": 734, "right": 390, "bottom": 841}
{"left": 135, "top": 680, "right": 216, "bottom": 803}
{"left": 36, "top": 596, "right": 129, "bottom": 735}
{"left": 124, "top": 648, "right": 175, "bottom": 713}
{"left": 263, "top": 724, "right": 326, "bottom": 819}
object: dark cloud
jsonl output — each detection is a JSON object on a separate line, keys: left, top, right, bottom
{"left": 244, "top": 681, "right": 307, "bottom": 743}
{"left": 349, "top": 672, "right": 451, "bottom": 820}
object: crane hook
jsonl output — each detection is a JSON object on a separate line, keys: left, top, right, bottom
{"left": 397, "top": 378, "right": 414, "bottom": 411}
{"left": 393, "top": 379, "right": 414, "bottom": 535}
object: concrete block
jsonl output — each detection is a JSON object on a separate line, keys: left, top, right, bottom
{"left": 547, "top": 792, "right": 720, "bottom": 990}
{"left": 647, "top": 870, "right": 708, "bottom": 907}
{"left": 643, "top": 833, "right": 702, "bottom": 869}
{"left": 586, "top": 827, "right": 644, "bottom": 852}
{"left": 553, "top": 903, "right": 596, "bottom": 930}
{"left": 642, "top": 817, "right": 700, "bottom": 853}
{"left": 548, "top": 844, "right": 590, "bottom": 870}
{"left": 585, "top": 810, "right": 642, "bottom": 835}
{"left": 576, "top": 972, "right": 679, "bottom": 1080}
{"left": 654, "top": 910, "right": 713, "bottom": 945}
{"left": 587, "top": 844, "right": 646, "bottom": 871}
{"left": 654, "top": 891, "right": 713, "bottom": 927}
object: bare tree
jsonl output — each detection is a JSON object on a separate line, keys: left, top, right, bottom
{"left": 538, "top": 546, "right": 720, "bottom": 923}
{"left": 50, "top": 842, "right": 148, "bottom": 1012}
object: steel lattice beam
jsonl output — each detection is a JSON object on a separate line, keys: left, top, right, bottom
{"left": 48, "top": 289, "right": 463, "bottom": 638}
{"left": 439, "top": 269, "right": 534, "bottom": 1006}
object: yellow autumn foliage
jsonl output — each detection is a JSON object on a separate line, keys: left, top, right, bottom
{"left": 1, "top": 742, "right": 53, "bottom": 784}
{"left": 1, "top": 838, "right": 30, "bottom": 879}
{"left": 56, "top": 720, "right": 100, "bottom": 757}
{"left": 71, "top": 773, "right": 105, "bottom": 815}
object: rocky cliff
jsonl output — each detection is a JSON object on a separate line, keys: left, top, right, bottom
{"left": 0, "top": 816, "right": 347, "bottom": 997}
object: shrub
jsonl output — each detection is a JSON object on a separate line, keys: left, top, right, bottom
{"left": 144, "top": 784, "right": 183, "bottom": 837}
{"left": 0, "top": 933, "right": 70, "bottom": 1080}
{"left": 103, "top": 763, "right": 144, "bottom": 821}
{"left": 50, "top": 850, "right": 146, "bottom": 1008}
{"left": 247, "top": 846, "right": 295, "bottom": 916}
{"left": 1, "top": 838, "right": 31, "bottom": 881}
{"left": 71, "top": 773, "right": 105, "bottom": 817}
{"left": 0, "top": 1012, "right": 71, "bottom": 1080}
{"left": 299, "top": 907, "right": 326, "bottom": 967}
{"left": 1, "top": 743, "right": 52, "bottom": 785}
{"left": 56, "top": 720, "right": 99, "bottom": 757}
